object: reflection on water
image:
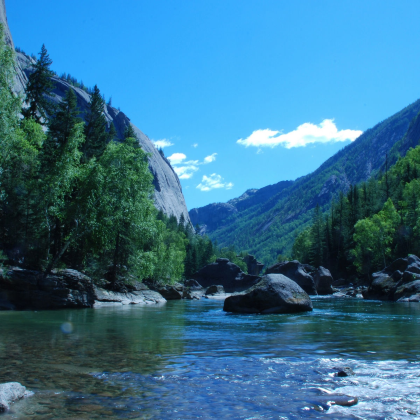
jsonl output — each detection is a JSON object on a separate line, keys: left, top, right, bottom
{"left": 1, "top": 299, "right": 420, "bottom": 418}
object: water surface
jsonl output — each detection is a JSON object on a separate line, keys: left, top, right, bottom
{"left": 1, "top": 298, "right": 420, "bottom": 419}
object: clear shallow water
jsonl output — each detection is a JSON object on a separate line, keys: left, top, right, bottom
{"left": 1, "top": 298, "right": 420, "bottom": 419}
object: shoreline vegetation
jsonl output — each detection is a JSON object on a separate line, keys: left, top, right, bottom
{"left": 0, "top": 28, "right": 223, "bottom": 289}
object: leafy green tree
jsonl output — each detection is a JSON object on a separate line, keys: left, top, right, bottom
{"left": 352, "top": 198, "right": 400, "bottom": 275}
{"left": 22, "top": 44, "right": 55, "bottom": 124}
{"left": 292, "top": 227, "right": 311, "bottom": 263}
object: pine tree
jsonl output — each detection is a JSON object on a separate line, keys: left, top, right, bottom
{"left": 23, "top": 44, "right": 55, "bottom": 124}
{"left": 82, "top": 85, "right": 108, "bottom": 161}
{"left": 124, "top": 124, "right": 137, "bottom": 140}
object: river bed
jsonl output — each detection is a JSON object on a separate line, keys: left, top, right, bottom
{"left": 1, "top": 297, "right": 420, "bottom": 419}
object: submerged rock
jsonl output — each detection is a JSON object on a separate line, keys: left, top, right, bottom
{"left": 223, "top": 274, "right": 313, "bottom": 314}
{"left": 265, "top": 260, "right": 317, "bottom": 295}
{"left": 335, "top": 367, "right": 355, "bottom": 377}
{"left": 0, "top": 382, "right": 31, "bottom": 412}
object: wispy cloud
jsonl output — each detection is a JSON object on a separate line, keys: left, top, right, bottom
{"left": 196, "top": 173, "right": 234, "bottom": 192}
{"left": 168, "top": 152, "right": 218, "bottom": 180}
{"left": 204, "top": 153, "right": 217, "bottom": 163}
{"left": 167, "top": 153, "right": 187, "bottom": 165}
{"left": 237, "top": 119, "right": 362, "bottom": 149}
{"left": 152, "top": 139, "right": 174, "bottom": 149}
{"left": 192, "top": 143, "right": 198, "bottom": 148}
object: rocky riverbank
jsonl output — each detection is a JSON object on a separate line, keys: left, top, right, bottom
{"left": 0, "top": 267, "right": 166, "bottom": 310}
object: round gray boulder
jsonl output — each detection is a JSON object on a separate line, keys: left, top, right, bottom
{"left": 223, "top": 274, "right": 313, "bottom": 314}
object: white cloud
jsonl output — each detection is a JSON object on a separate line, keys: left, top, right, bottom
{"left": 167, "top": 153, "right": 187, "bottom": 165}
{"left": 203, "top": 153, "right": 217, "bottom": 163}
{"left": 173, "top": 164, "right": 199, "bottom": 179}
{"left": 192, "top": 143, "right": 198, "bottom": 148}
{"left": 237, "top": 119, "right": 362, "bottom": 149}
{"left": 196, "top": 173, "right": 234, "bottom": 192}
{"left": 152, "top": 139, "right": 174, "bottom": 149}
{"left": 168, "top": 152, "right": 217, "bottom": 180}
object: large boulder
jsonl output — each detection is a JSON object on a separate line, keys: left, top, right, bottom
{"left": 223, "top": 274, "right": 313, "bottom": 314}
{"left": 0, "top": 382, "right": 30, "bottom": 412}
{"left": 192, "top": 258, "right": 261, "bottom": 292}
{"left": 313, "top": 266, "right": 334, "bottom": 295}
{"left": 155, "top": 283, "right": 184, "bottom": 300}
{"left": 184, "top": 279, "right": 204, "bottom": 290}
{"left": 363, "top": 254, "right": 420, "bottom": 301}
{"left": 265, "top": 260, "right": 317, "bottom": 295}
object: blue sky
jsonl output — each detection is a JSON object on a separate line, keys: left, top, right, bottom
{"left": 7, "top": 0, "right": 420, "bottom": 209}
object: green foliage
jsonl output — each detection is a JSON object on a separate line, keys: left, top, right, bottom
{"left": 22, "top": 44, "right": 55, "bottom": 124}
{"left": 0, "top": 31, "right": 217, "bottom": 286}
{"left": 292, "top": 144, "right": 420, "bottom": 279}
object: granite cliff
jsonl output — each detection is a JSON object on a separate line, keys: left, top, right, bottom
{"left": 1, "top": 0, "right": 190, "bottom": 224}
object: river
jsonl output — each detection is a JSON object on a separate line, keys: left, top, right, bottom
{"left": 1, "top": 297, "right": 420, "bottom": 419}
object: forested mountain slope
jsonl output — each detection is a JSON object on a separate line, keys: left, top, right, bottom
{"left": 0, "top": 0, "right": 190, "bottom": 224}
{"left": 190, "top": 100, "right": 420, "bottom": 266}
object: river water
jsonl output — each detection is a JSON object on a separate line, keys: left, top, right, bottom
{"left": 1, "top": 297, "right": 420, "bottom": 419}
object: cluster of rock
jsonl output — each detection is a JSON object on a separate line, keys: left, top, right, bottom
{"left": 0, "top": 267, "right": 166, "bottom": 310}
{"left": 363, "top": 255, "right": 420, "bottom": 302}
{"left": 266, "top": 260, "right": 333, "bottom": 295}
{"left": 192, "top": 258, "right": 262, "bottom": 292}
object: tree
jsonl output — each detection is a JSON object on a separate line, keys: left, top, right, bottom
{"left": 352, "top": 198, "right": 400, "bottom": 276}
{"left": 22, "top": 44, "right": 55, "bottom": 124}
{"left": 124, "top": 124, "right": 137, "bottom": 140}
{"left": 82, "top": 85, "right": 108, "bottom": 161}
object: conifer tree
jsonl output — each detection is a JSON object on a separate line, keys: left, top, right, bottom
{"left": 82, "top": 85, "right": 108, "bottom": 160}
{"left": 23, "top": 44, "right": 55, "bottom": 124}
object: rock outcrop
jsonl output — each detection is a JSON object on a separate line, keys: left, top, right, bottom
{"left": 0, "top": 0, "right": 190, "bottom": 224}
{"left": 363, "top": 255, "right": 420, "bottom": 302}
{"left": 223, "top": 274, "right": 313, "bottom": 314}
{"left": 0, "top": 267, "right": 166, "bottom": 310}
{"left": 266, "top": 260, "right": 317, "bottom": 295}
{"left": 0, "top": 382, "right": 31, "bottom": 412}
{"left": 192, "top": 258, "right": 261, "bottom": 292}
{"left": 243, "top": 254, "right": 264, "bottom": 276}
{"left": 313, "top": 266, "right": 334, "bottom": 295}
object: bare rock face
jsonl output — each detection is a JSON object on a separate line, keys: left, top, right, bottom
{"left": 223, "top": 274, "right": 313, "bottom": 314}
{"left": 1, "top": 0, "right": 190, "bottom": 224}
{"left": 0, "top": 382, "right": 31, "bottom": 412}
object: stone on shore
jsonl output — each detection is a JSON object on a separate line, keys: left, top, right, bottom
{"left": 223, "top": 274, "right": 313, "bottom": 314}
{"left": 0, "top": 382, "right": 30, "bottom": 412}
{"left": 205, "top": 285, "right": 225, "bottom": 295}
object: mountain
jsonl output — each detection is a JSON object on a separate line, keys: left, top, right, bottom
{"left": 0, "top": 0, "right": 190, "bottom": 224}
{"left": 190, "top": 100, "right": 420, "bottom": 266}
